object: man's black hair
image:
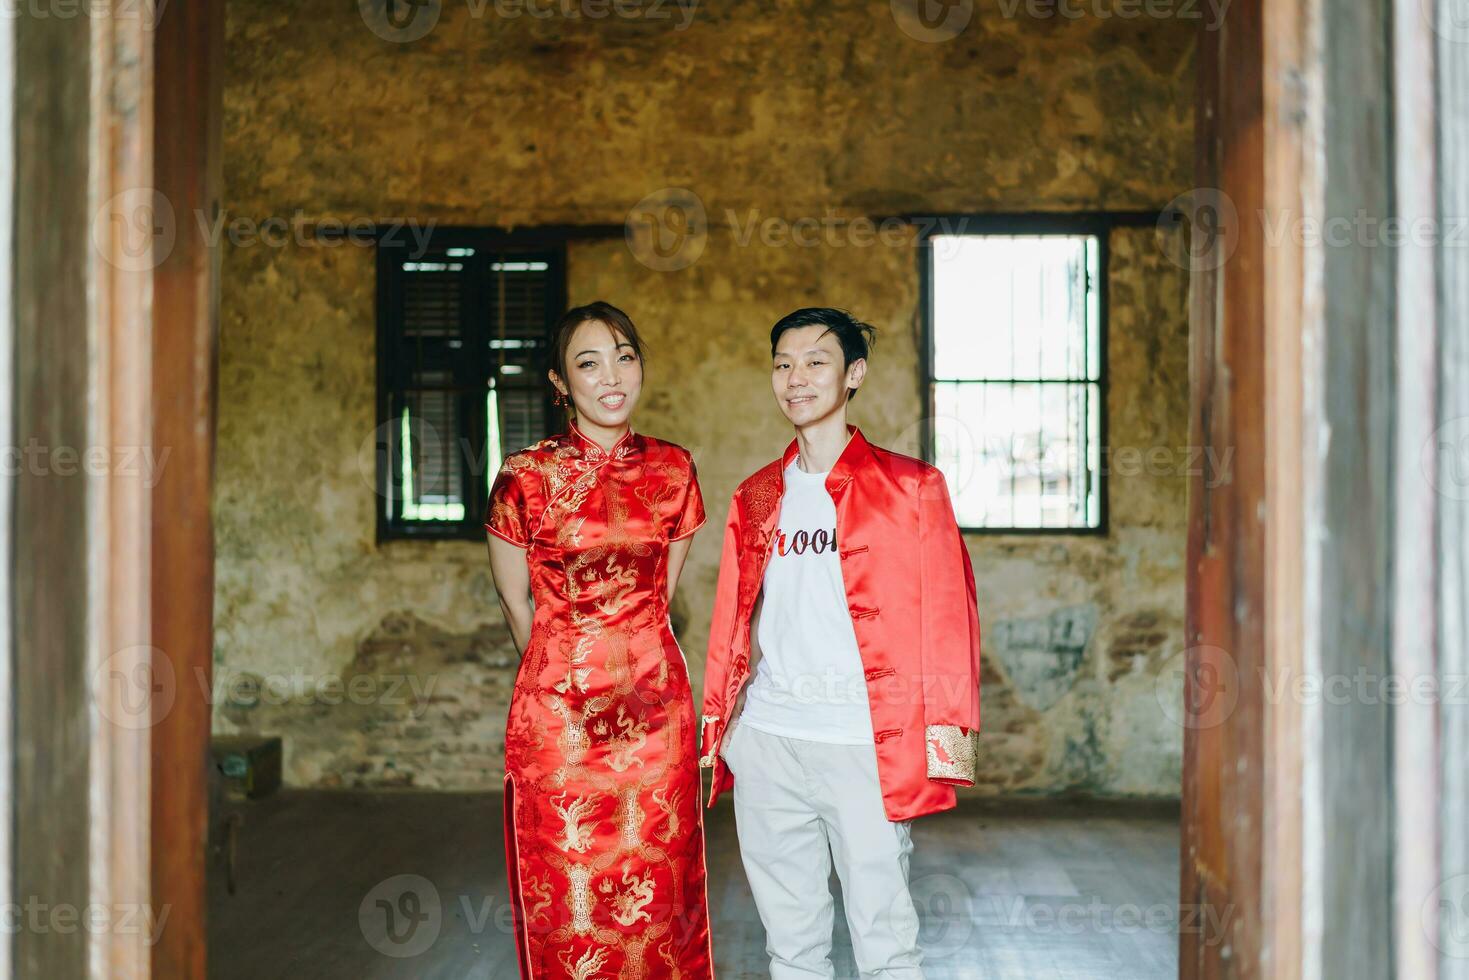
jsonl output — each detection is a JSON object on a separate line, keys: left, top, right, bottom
{"left": 769, "top": 308, "right": 877, "bottom": 401}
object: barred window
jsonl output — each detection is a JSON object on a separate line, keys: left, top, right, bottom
{"left": 922, "top": 230, "right": 1105, "bottom": 533}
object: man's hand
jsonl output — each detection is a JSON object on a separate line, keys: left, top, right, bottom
{"left": 718, "top": 717, "right": 738, "bottom": 759}
{"left": 717, "top": 688, "right": 749, "bottom": 762}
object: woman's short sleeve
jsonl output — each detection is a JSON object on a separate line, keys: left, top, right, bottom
{"left": 669, "top": 455, "right": 707, "bottom": 541}
{"left": 485, "top": 464, "right": 530, "bottom": 548}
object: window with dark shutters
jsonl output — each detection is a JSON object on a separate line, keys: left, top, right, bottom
{"left": 375, "top": 232, "right": 566, "bottom": 541}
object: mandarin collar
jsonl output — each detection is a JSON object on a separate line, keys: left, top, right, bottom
{"left": 780, "top": 424, "right": 871, "bottom": 490}
{"left": 568, "top": 418, "right": 636, "bottom": 461}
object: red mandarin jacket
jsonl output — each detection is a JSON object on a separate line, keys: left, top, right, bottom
{"left": 698, "top": 425, "right": 982, "bottom": 822}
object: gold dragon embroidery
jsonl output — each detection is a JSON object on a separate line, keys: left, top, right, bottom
{"left": 610, "top": 868, "right": 657, "bottom": 927}
{"left": 597, "top": 704, "right": 649, "bottom": 773}
{"left": 524, "top": 874, "right": 554, "bottom": 924}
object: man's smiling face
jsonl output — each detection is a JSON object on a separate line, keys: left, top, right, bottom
{"left": 771, "top": 324, "right": 865, "bottom": 427}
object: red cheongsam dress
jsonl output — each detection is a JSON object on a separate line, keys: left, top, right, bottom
{"left": 485, "top": 421, "right": 715, "bottom": 980}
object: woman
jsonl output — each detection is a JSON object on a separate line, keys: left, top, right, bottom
{"left": 484, "top": 301, "right": 714, "bottom": 979}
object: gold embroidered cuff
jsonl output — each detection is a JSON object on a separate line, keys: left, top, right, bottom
{"left": 698, "top": 714, "right": 722, "bottom": 768}
{"left": 925, "top": 724, "right": 977, "bottom": 785}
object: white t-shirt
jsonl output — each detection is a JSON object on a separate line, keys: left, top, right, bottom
{"left": 738, "top": 460, "right": 874, "bottom": 745}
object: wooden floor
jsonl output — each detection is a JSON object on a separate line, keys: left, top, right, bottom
{"left": 207, "top": 791, "right": 1179, "bottom": 979}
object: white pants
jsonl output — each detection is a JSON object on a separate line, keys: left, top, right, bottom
{"left": 723, "top": 723, "right": 925, "bottom": 979}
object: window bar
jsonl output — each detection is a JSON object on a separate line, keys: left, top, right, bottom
{"left": 1069, "top": 247, "right": 1081, "bottom": 525}
{"left": 1036, "top": 246, "right": 1046, "bottom": 524}
{"left": 1008, "top": 254, "right": 1018, "bottom": 522}
{"left": 409, "top": 310, "right": 425, "bottom": 521}
{"left": 490, "top": 255, "right": 508, "bottom": 482}
{"left": 1084, "top": 244, "right": 1092, "bottom": 523}
{"left": 1075, "top": 243, "right": 1087, "bottom": 525}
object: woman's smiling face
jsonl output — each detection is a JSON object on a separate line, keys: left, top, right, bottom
{"left": 552, "top": 319, "right": 643, "bottom": 428}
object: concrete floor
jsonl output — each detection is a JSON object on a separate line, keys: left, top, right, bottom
{"left": 207, "top": 791, "right": 1180, "bottom": 979}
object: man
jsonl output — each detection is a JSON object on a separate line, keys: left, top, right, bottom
{"left": 699, "top": 308, "right": 982, "bottom": 979}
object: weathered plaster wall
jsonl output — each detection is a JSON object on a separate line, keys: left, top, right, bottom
{"left": 214, "top": 0, "right": 1194, "bottom": 794}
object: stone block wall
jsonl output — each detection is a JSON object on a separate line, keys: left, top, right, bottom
{"left": 213, "top": 0, "right": 1195, "bottom": 794}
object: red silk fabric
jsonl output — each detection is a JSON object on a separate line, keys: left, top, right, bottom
{"left": 487, "top": 422, "right": 713, "bottom": 980}
{"left": 700, "top": 426, "right": 983, "bottom": 822}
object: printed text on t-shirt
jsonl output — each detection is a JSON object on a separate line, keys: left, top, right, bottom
{"left": 771, "top": 527, "right": 839, "bottom": 557}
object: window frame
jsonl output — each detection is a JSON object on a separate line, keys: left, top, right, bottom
{"left": 915, "top": 213, "right": 1151, "bottom": 537}
{"left": 373, "top": 226, "right": 611, "bottom": 544}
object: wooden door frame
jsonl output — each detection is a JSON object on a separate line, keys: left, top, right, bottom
{"left": 1436, "top": 0, "right": 1469, "bottom": 976}
{"left": 151, "top": 1, "right": 226, "bottom": 977}
{"left": 2, "top": 2, "right": 221, "bottom": 977}
{"left": 5, "top": 0, "right": 1461, "bottom": 977}
{"left": 7, "top": 7, "right": 158, "bottom": 977}
{"left": 1389, "top": 0, "right": 1445, "bottom": 976}
{"left": 1187, "top": 0, "right": 1457, "bottom": 977}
